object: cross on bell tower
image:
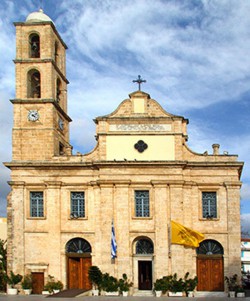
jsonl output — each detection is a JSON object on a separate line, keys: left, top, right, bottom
{"left": 132, "top": 75, "right": 146, "bottom": 91}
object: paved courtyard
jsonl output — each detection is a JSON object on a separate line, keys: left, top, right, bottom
{"left": 0, "top": 296, "right": 250, "bottom": 301}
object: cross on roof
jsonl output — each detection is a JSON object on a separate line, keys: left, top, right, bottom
{"left": 132, "top": 75, "right": 146, "bottom": 91}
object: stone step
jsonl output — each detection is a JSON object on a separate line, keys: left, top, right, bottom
{"left": 194, "top": 291, "right": 227, "bottom": 298}
{"left": 133, "top": 290, "right": 154, "bottom": 297}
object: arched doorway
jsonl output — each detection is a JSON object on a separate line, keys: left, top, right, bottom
{"left": 196, "top": 239, "right": 224, "bottom": 291}
{"left": 134, "top": 238, "right": 154, "bottom": 290}
{"left": 66, "top": 238, "right": 92, "bottom": 290}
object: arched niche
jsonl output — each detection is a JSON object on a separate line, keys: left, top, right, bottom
{"left": 29, "top": 33, "right": 40, "bottom": 58}
{"left": 27, "top": 69, "right": 41, "bottom": 98}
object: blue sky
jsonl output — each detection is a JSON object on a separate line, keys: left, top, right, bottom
{"left": 0, "top": 0, "right": 250, "bottom": 232}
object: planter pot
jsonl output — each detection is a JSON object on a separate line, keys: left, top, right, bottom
{"left": 237, "top": 292, "right": 245, "bottom": 298}
{"left": 187, "top": 291, "right": 194, "bottom": 297}
{"left": 105, "top": 291, "right": 119, "bottom": 296}
{"left": 92, "top": 289, "right": 99, "bottom": 296}
{"left": 7, "top": 288, "right": 18, "bottom": 295}
{"left": 23, "top": 289, "right": 32, "bottom": 295}
{"left": 122, "top": 291, "right": 129, "bottom": 297}
{"left": 155, "top": 290, "right": 162, "bottom": 297}
{"left": 42, "top": 290, "right": 50, "bottom": 295}
{"left": 169, "top": 291, "right": 183, "bottom": 297}
{"left": 53, "top": 289, "right": 60, "bottom": 294}
{"left": 229, "top": 291, "right": 235, "bottom": 298}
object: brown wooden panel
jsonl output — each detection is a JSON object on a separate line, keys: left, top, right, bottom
{"left": 68, "top": 256, "right": 92, "bottom": 290}
{"left": 210, "top": 258, "right": 224, "bottom": 291}
{"left": 32, "top": 272, "right": 44, "bottom": 294}
{"left": 197, "top": 258, "right": 209, "bottom": 291}
{"left": 197, "top": 257, "right": 224, "bottom": 291}
{"left": 68, "top": 257, "right": 80, "bottom": 289}
{"left": 81, "top": 257, "right": 92, "bottom": 290}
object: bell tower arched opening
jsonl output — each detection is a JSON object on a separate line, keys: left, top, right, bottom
{"left": 29, "top": 33, "right": 40, "bottom": 58}
{"left": 27, "top": 69, "right": 41, "bottom": 98}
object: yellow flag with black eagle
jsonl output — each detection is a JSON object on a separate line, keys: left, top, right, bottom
{"left": 171, "top": 220, "right": 204, "bottom": 248}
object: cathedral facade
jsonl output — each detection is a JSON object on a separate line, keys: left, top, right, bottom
{"left": 5, "top": 10, "right": 243, "bottom": 295}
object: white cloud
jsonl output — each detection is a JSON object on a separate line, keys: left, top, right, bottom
{"left": 0, "top": 0, "right": 250, "bottom": 217}
{"left": 241, "top": 213, "right": 250, "bottom": 237}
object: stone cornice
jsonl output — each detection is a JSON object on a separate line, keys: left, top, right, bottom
{"left": 10, "top": 98, "right": 72, "bottom": 122}
{"left": 4, "top": 160, "right": 244, "bottom": 170}
{"left": 14, "top": 21, "right": 68, "bottom": 49}
{"left": 13, "top": 59, "right": 69, "bottom": 84}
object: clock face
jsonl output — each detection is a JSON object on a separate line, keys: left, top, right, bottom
{"left": 58, "top": 118, "right": 64, "bottom": 130}
{"left": 28, "top": 110, "right": 39, "bottom": 121}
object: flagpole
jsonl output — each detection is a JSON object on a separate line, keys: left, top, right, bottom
{"left": 168, "top": 222, "right": 172, "bottom": 275}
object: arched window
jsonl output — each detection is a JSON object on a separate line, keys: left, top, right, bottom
{"left": 54, "top": 41, "right": 59, "bottom": 65}
{"left": 66, "top": 238, "right": 91, "bottom": 254}
{"left": 136, "top": 238, "right": 154, "bottom": 254}
{"left": 27, "top": 69, "right": 41, "bottom": 98}
{"left": 29, "top": 34, "right": 40, "bottom": 58}
{"left": 56, "top": 78, "right": 62, "bottom": 102}
{"left": 197, "top": 239, "right": 224, "bottom": 255}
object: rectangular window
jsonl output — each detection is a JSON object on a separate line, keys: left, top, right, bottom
{"left": 202, "top": 192, "right": 217, "bottom": 218}
{"left": 135, "top": 190, "right": 149, "bottom": 217}
{"left": 30, "top": 191, "right": 44, "bottom": 217}
{"left": 71, "top": 192, "right": 85, "bottom": 218}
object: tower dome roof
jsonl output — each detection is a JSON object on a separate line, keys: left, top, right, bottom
{"left": 26, "top": 9, "right": 53, "bottom": 23}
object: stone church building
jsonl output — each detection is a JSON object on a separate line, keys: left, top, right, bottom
{"left": 5, "top": 9, "right": 243, "bottom": 295}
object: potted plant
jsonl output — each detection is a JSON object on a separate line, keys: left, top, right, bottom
{"left": 119, "top": 273, "right": 133, "bottom": 296}
{"left": 21, "top": 274, "right": 33, "bottom": 295}
{"left": 43, "top": 275, "right": 63, "bottom": 294}
{"left": 168, "top": 273, "right": 184, "bottom": 297}
{"left": 53, "top": 280, "right": 63, "bottom": 294}
{"left": 236, "top": 286, "right": 245, "bottom": 298}
{"left": 102, "top": 273, "right": 119, "bottom": 296}
{"left": 88, "top": 266, "right": 102, "bottom": 296}
{"left": 6, "top": 271, "right": 23, "bottom": 295}
{"left": 184, "top": 272, "right": 198, "bottom": 297}
{"left": 154, "top": 278, "right": 164, "bottom": 297}
{"left": 225, "top": 274, "right": 238, "bottom": 298}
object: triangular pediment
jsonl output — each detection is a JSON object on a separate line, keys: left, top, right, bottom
{"left": 95, "top": 90, "right": 184, "bottom": 121}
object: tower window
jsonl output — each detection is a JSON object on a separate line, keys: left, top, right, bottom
{"left": 59, "top": 142, "right": 64, "bottom": 155}
{"left": 28, "top": 69, "right": 41, "bottom": 98}
{"left": 56, "top": 78, "right": 62, "bottom": 102}
{"left": 29, "top": 34, "right": 40, "bottom": 58}
{"left": 55, "top": 41, "right": 59, "bottom": 65}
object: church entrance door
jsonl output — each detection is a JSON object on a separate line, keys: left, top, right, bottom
{"left": 196, "top": 239, "right": 224, "bottom": 291}
{"left": 197, "top": 257, "right": 224, "bottom": 291}
{"left": 66, "top": 238, "right": 92, "bottom": 290}
{"left": 68, "top": 256, "right": 92, "bottom": 290}
{"left": 138, "top": 261, "right": 152, "bottom": 290}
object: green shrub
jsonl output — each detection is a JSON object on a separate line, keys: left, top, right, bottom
{"left": 88, "top": 266, "right": 102, "bottom": 290}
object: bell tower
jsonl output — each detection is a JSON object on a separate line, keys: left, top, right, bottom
{"left": 12, "top": 9, "right": 72, "bottom": 160}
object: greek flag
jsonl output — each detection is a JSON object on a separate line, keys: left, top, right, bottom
{"left": 111, "top": 220, "right": 117, "bottom": 259}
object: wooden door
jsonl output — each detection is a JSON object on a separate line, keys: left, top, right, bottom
{"left": 197, "top": 257, "right": 224, "bottom": 291}
{"left": 68, "top": 257, "right": 92, "bottom": 290}
{"left": 31, "top": 272, "right": 44, "bottom": 294}
{"left": 68, "top": 257, "right": 80, "bottom": 289}
{"left": 81, "top": 257, "right": 92, "bottom": 290}
{"left": 138, "top": 261, "right": 152, "bottom": 290}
